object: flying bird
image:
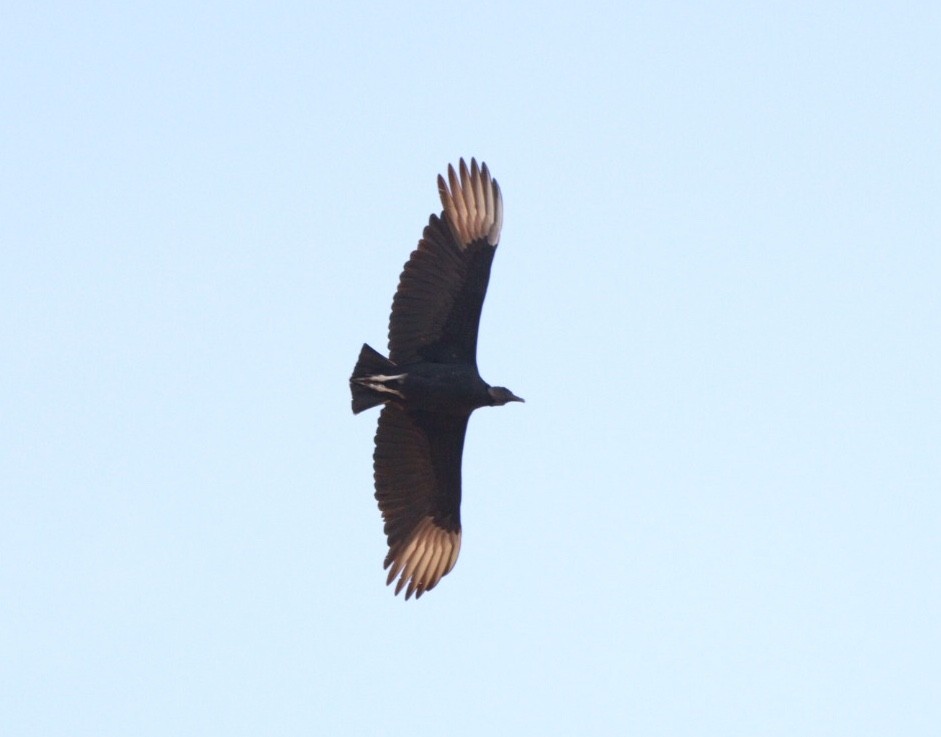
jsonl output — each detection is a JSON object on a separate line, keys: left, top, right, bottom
{"left": 350, "top": 158, "right": 523, "bottom": 599}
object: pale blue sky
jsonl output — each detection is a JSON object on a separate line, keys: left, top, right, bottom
{"left": 2, "top": 2, "right": 939, "bottom": 735}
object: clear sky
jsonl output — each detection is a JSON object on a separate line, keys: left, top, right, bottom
{"left": 2, "top": 2, "right": 939, "bottom": 735}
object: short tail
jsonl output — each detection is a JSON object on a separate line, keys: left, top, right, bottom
{"left": 350, "top": 343, "right": 398, "bottom": 414}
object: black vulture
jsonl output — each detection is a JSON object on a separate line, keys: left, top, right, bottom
{"left": 350, "top": 158, "right": 523, "bottom": 599}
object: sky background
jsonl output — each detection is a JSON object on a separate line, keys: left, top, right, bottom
{"left": 2, "top": 2, "right": 939, "bottom": 735}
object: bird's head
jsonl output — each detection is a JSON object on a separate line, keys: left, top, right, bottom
{"left": 487, "top": 386, "right": 525, "bottom": 406}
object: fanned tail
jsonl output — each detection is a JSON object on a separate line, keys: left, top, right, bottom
{"left": 349, "top": 344, "right": 400, "bottom": 414}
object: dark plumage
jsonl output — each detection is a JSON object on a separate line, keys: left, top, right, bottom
{"left": 350, "top": 159, "right": 523, "bottom": 599}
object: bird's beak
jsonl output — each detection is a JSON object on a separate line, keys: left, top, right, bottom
{"left": 508, "top": 393, "right": 525, "bottom": 403}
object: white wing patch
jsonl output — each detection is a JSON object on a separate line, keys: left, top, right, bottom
{"left": 438, "top": 158, "right": 503, "bottom": 248}
{"left": 385, "top": 516, "right": 462, "bottom": 600}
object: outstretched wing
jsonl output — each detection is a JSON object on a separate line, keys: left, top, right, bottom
{"left": 373, "top": 405, "right": 469, "bottom": 599}
{"left": 388, "top": 158, "right": 503, "bottom": 366}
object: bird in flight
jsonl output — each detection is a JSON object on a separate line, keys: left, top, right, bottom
{"left": 350, "top": 158, "right": 523, "bottom": 599}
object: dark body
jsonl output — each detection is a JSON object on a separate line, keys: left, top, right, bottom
{"left": 381, "top": 361, "right": 498, "bottom": 414}
{"left": 349, "top": 159, "right": 522, "bottom": 599}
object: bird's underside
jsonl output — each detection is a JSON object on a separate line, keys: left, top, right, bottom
{"left": 349, "top": 158, "right": 521, "bottom": 600}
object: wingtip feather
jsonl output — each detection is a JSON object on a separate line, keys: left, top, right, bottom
{"left": 383, "top": 517, "right": 461, "bottom": 601}
{"left": 438, "top": 158, "right": 502, "bottom": 247}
